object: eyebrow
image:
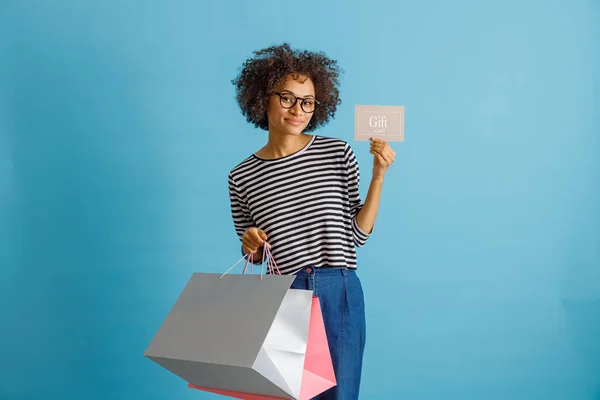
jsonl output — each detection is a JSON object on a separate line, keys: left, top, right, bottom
{"left": 280, "top": 90, "right": 315, "bottom": 98}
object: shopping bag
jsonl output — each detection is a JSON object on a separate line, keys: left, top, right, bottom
{"left": 189, "top": 295, "right": 336, "bottom": 399}
{"left": 143, "top": 247, "right": 336, "bottom": 399}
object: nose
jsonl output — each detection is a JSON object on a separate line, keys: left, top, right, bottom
{"left": 290, "top": 101, "right": 304, "bottom": 116}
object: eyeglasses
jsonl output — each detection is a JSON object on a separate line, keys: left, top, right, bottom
{"left": 272, "top": 92, "right": 320, "bottom": 113}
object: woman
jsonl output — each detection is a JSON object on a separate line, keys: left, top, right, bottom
{"left": 228, "top": 43, "right": 395, "bottom": 399}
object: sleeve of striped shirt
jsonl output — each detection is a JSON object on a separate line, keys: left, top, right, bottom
{"left": 228, "top": 173, "right": 263, "bottom": 264}
{"left": 344, "top": 143, "right": 371, "bottom": 247}
{"left": 228, "top": 173, "right": 253, "bottom": 241}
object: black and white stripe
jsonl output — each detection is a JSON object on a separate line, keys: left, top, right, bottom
{"left": 228, "top": 135, "right": 370, "bottom": 275}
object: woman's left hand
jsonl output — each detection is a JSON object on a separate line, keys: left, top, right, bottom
{"left": 370, "top": 137, "right": 396, "bottom": 179}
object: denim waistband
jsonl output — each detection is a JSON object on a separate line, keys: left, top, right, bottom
{"left": 293, "top": 266, "right": 356, "bottom": 276}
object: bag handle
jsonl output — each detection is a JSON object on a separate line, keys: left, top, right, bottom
{"left": 265, "top": 245, "right": 281, "bottom": 275}
{"left": 220, "top": 243, "right": 281, "bottom": 280}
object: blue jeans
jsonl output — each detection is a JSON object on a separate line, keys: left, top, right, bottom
{"left": 291, "top": 266, "right": 367, "bottom": 400}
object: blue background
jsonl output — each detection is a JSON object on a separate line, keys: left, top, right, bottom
{"left": 1, "top": 1, "right": 599, "bottom": 399}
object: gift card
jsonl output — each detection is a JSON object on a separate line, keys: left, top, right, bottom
{"left": 354, "top": 105, "right": 405, "bottom": 142}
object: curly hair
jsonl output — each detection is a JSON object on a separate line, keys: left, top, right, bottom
{"left": 232, "top": 43, "right": 342, "bottom": 132}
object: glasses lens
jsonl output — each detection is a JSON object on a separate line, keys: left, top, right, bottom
{"left": 279, "top": 93, "right": 296, "bottom": 109}
{"left": 301, "top": 99, "right": 315, "bottom": 113}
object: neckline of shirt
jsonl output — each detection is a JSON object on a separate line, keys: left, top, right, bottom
{"left": 252, "top": 135, "right": 318, "bottom": 163}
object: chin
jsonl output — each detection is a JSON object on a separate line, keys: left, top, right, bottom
{"left": 281, "top": 125, "right": 306, "bottom": 136}
{"left": 271, "top": 120, "right": 309, "bottom": 136}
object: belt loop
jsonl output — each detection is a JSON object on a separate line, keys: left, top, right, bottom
{"left": 341, "top": 269, "right": 347, "bottom": 276}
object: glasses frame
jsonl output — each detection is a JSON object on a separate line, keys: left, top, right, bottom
{"left": 272, "top": 91, "right": 320, "bottom": 113}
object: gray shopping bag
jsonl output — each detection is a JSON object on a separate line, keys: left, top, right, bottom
{"left": 144, "top": 272, "right": 313, "bottom": 399}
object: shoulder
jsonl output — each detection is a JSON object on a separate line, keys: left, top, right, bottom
{"left": 229, "top": 154, "right": 259, "bottom": 183}
{"left": 312, "top": 135, "right": 354, "bottom": 154}
{"left": 315, "top": 135, "right": 359, "bottom": 159}
{"left": 310, "top": 135, "right": 360, "bottom": 169}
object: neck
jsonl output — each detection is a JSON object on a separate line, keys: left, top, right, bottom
{"left": 261, "top": 131, "right": 312, "bottom": 159}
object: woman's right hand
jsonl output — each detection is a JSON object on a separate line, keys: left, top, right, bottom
{"left": 242, "top": 227, "right": 268, "bottom": 255}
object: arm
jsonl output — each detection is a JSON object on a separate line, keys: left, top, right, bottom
{"left": 350, "top": 138, "right": 396, "bottom": 238}
{"left": 345, "top": 144, "right": 371, "bottom": 247}
{"left": 355, "top": 176, "right": 384, "bottom": 234}
{"left": 228, "top": 173, "right": 264, "bottom": 263}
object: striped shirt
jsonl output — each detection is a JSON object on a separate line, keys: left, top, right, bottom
{"left": 228, "top": 135, "right": 370, "bottom": 275}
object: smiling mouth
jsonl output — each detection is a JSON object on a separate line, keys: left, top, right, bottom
{"left": 285, "top": 119, "right": 303, "bottom": 125}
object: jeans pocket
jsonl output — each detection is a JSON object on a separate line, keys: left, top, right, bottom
{"left": 290, "top": 274, "right": 307, "bottom": 290}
